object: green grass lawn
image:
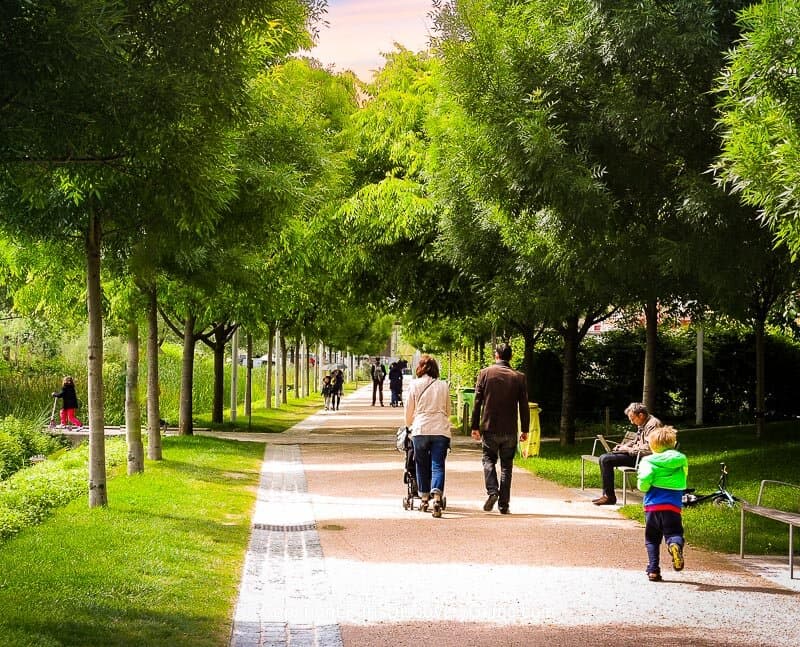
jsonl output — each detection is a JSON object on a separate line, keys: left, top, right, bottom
{"left": 194, "top": 386, "right": 339, "bottom": 432}
{"left": 0, "top": 388, "right": 336, "bottom": 647}
{"left": 0, "top": 435, "right": 264, "bottom": 647}
{"left": 518, "top": 421, "right": 800, "bottom": 555}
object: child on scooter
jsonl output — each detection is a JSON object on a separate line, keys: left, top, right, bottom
{"left": 52, "top": 376, "right": 83, "bottom": 429}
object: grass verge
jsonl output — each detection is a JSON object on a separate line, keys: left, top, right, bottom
{"left": 194, "top": 384, "right": 348, "bottom": 432}
{"left": 0, "top": 435, "right": 264, "bottom": 647}
{"left": 518, "top": 421, "right": 800, "bottom": 555}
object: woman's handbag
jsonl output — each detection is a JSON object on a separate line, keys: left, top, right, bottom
{"left": 395, "top": 425, "right": 410, "bottom": 452}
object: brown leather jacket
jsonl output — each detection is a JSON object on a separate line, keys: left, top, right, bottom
{"left": 470, "top": 361, "right": 530, "bottom": 437}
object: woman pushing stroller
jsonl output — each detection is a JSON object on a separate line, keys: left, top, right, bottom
{"left": 404, "top": 354, "right": 451, "bottom": 518}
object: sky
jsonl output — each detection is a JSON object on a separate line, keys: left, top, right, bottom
{"left": 307, "top": 0, "right": 436, "bottom": 81}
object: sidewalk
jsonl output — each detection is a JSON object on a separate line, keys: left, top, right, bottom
{"left": 226, "top": 383, "right": 800, "bottom": 647}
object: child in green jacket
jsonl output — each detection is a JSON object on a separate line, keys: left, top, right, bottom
{"left": 637, "top": 425, "right": 688, "bottom": 582}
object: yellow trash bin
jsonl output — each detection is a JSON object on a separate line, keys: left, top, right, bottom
{"left": 518, "top": 402, "right": 542, "bottom": 457}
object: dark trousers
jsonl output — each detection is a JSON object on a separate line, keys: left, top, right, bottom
{"left": 644, "top": 509, "right": 684, "bottom": 574}
{"left": 481, "top": 434, "right": 517, "bottom": 509}
{"left": 598, "top": 451, "right": 637, "bottom": 499}
{"left": 372, "top": 380, "right": 383, "bottom": 405}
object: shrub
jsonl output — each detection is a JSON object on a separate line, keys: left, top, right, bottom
{"left": 0, "top": 438, "right": 127, "bottom": 541}
{"left": 0, "top": 415, "right": 68, "bottom": 481}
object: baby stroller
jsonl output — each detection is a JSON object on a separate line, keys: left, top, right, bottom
{"left": 396, "top": 426, "right": 447, "bottom": 511}
{"left": 389, "top": 374, "right": 403, "bottom": 407}
{"left": 390, "top": 382, "right": 403, "bottom": 407}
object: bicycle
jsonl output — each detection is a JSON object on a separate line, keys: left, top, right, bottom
{"left": 682, "top": 462, "right": 740, "bottom": 507}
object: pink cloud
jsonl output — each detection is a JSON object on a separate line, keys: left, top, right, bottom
{"left": 307, "top": 0, "right": 435, "bottom": 80}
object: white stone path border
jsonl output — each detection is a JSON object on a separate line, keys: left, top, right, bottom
{"left": 229, "top": 444, "right": 343, "bottom": 647}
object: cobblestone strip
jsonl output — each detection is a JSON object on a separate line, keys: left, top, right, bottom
{"left": 230, "top": 444, "right": 343, "bottom": 647}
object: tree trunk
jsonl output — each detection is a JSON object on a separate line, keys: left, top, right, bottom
{"left": 559, "top": 317, "right": 579, "bottom": 447}
{"left": 755, "top": 318, "right": 766, "bottom": 439}
{"left": 86, "top": 208, "right": 107, "bottom": 507}
{"left": 265, "top": 327, "right": 274, "bottom": 409}
{"left": 642, "top": 300, "right": 658, "bottom": 414}
{"left": 230, "top": 326, "right": 238, "bottom": 422}
{"left": 303, "top": 335, "right": 310, "bottom": 397}
{"left": 294, "top": 336, "right": 301, "bottom": 399}
{"left": 179, "top": 313, "right": 196, "bottom": 436}
{"left": 212, "top": 334, "right": 225, "bottom": 423}
{"left": 126, "top": 321, "right": 144, "bottom": 474}
{"left": 695, "top": 326, "right": 704, "bottom": 426}
{"left": 281, "top": 333, "right": 288, "bottom": 404}
{"left": 146, "top": 285, "right": 162, "bottom": 460}
{"left": 521, "top": 325, "right": 536, "bottom": 402}
{"left": 245, "top": 332, "right": 252, "bottom": 416}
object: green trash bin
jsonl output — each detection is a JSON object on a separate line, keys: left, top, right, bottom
{"left": 458, "top": 387, "right": 475, "bottom": 434}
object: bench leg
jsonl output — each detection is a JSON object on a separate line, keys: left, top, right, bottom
{"left": 791, "top": 524, "right": 795, "bottom": 579}
{"left": 740, "top": 507, "right": 746, "bottom": 559}
{"left": 580, "top": 459, "right": 585, "bottom": 490}
{"left": 622, "top": 473, "right": 627, "bottom": 505}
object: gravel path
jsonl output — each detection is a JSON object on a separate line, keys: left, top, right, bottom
{"left": 222, "top": 384, "right": 800, "bottom": 647}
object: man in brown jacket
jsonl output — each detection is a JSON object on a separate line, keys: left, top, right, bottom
{"left": 470, "top": 343, "right": 529, "bottom": 514}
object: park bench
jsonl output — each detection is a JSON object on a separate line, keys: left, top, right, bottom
{"left": 739, "top": 479, "right": 800, "bottom": 579}
{"left": 580, "top": 431, "right": 642, "bottom": 505}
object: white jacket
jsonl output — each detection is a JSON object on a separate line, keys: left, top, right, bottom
{"left": 406, "top": 375, "right": 452, "bottom": 438}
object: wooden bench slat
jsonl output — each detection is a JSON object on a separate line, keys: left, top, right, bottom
{"left": 742, "top": 505, "right": 800, "bottom": 526}
{"left": 740, "top": 479, "right": 800, "bottom": 579}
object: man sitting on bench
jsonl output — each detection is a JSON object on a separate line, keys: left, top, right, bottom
{"left": 593, "top": 402, "right": 661, "bottom": 506}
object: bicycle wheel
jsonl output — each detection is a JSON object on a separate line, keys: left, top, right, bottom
{"left": 711, "top": 493, "right": 736, "bottom": 507}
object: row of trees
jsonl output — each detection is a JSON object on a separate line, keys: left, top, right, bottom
{"left": 342, "top": 0, "right": 800, "bottom": 445}
{"left": 0, "top": 1, "right": 392, "bottom": 506}
{"left": 2, "top": 0, "right": 800, "bottom": 506}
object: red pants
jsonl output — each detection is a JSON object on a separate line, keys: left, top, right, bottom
{"left": 60, "top": 408, "right": 82, "bottom": 426}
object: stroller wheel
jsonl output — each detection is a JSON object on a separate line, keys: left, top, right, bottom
{"left": 403, "top": 496, "right": 410, "bottom": 510}
{"left": 442, "top": 496, "right": 447, "bottom": 510}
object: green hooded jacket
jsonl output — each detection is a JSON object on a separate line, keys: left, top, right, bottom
{"left": 637, "top": 449, "right": 688, "bottom": 493}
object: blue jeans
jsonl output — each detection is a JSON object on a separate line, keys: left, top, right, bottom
{"left": 482, "top": 434, "right": 517, "bottom": 509}
{"left": 644, "top": 510, "right": 684, "bottom": 574}
{"left": 412, "top": 435, "right": 450, "bottom": 495}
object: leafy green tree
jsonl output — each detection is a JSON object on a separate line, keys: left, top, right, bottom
{"left": 683, "top": 192, "right": 798, "bottom": 437}
{"left": 1, "top": 0, "right": 320, "bottom": 505}
{"left": 715, "top": 0, "right": 800, "bottom": 257}
{"left": 335, "top": 49, "right": 474, "bottom": 328}
{"left": 433, "top": 0, "right": 759, "bottom": 432}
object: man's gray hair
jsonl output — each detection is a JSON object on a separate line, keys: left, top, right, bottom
{"left": 624, "top": 402, "right": 649, "bottom": 417}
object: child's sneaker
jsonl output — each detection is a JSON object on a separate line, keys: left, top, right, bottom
{"left": 648, "top": 572, "right": 662, "bottom": 582}
{"left": 669, "top": 543, "right": 684, "bottom": 571}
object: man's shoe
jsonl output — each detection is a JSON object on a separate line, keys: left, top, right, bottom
{"left": 592, "top": 495, "right": 617, "bottom": 506}
{"left": 648, "top": 572, "right": 662, "bottom": 582}
{"left": 499, "top": 507, "right": 510, "bottom": 515}
{"left": 669, "top": 543, "right": 684, "bottom": 571}
{"left": 483, "top": 493, "right": 499, "bottom": 511}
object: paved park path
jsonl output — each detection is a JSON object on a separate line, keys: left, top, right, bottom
{"left": 210, "top": 383, "right": 800, "bottom": 647}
